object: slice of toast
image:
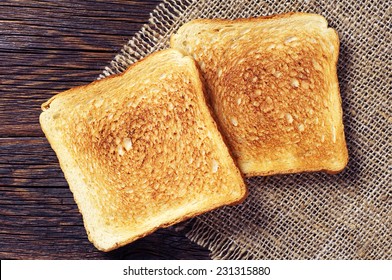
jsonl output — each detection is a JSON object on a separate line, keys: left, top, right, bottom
{"left": 171, "top": 12, "right": 348, "bottom": 177}
{"left": 40, "top": 49, "right": 246, "bottom": 251}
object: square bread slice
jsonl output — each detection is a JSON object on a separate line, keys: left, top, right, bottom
{"left": 40, "top": 49, "right": 246, "bottom": 251}
{"left": 171, "top": 12, "right": 348, "bottom": 177}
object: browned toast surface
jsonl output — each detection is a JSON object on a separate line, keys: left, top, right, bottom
{"left": 40, "top": 49, "right": 246, "bottom": 251}
{"left": 171, "top": 13, "right": 348, "bottom": 176}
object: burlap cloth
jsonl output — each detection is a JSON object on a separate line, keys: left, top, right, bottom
{"left": 100, "top": 0, "right": 391, "bottom": 259}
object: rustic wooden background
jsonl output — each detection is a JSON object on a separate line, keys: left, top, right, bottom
{"left": 0, "top": 0, "right": 210, "bottom": 259}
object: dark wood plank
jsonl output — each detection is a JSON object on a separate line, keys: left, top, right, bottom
{"left": 0, "top": 0, "right": 161, "bottom": 137}
{"left": 0, "top": 187, "right": 209, "bottom": 260}
{"left": 0, "top": 137, "right": 67, "bottom": 187}
{"left": 0, "top": 137, "right": 60, "bottom": 165}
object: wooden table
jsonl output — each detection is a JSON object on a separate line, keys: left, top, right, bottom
{"left": 0, "top": 0, "right": 210, "bottom": 260}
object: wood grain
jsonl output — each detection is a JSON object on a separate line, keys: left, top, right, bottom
{"left": 0, "top": 0, "right": 159, "bottom": 137}
{"left": 0, "top": 187, "right": 209, "bottom": 260}
{"left": 0, "top": 0, "right": 211, "bottom": 260}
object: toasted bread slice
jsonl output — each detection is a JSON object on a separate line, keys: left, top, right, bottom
{"left": 171, "top": 13, "right": 348, "bottom": 177}
{"left": 40, "top": 49, "right": 246, "bottom": 251}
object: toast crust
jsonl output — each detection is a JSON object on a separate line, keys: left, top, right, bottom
{"left": 171, "top": 13, "right": 348, "bottom": 177}
{"left": 40, "top": 49, "right": 246, "bottom": 251}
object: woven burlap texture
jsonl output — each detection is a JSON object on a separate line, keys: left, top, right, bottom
{"left": 101, "top": 0, "right": 391, "bottom": 259}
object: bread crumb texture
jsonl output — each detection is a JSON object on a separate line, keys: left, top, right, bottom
{"left": 172, "top": 13, "right": 348, "bottom": 176}
{"left": 40, "top": 49, "right": 245, "bottom": 251}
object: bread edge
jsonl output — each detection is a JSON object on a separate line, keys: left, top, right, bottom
{"left": 170, "top": 12, "right": 329, "bottom": 46}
